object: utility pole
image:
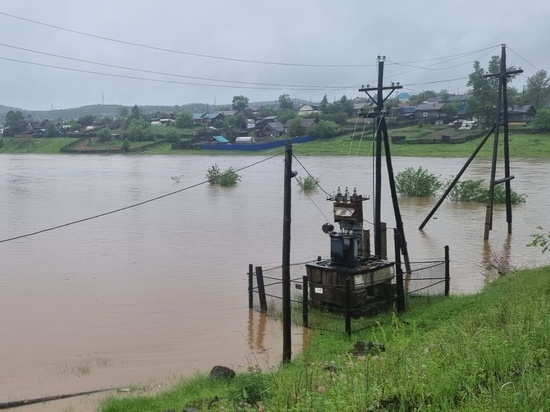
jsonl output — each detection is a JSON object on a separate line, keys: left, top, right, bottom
{"left": 483, "top": 44, "right": 522, "bottom": 240}
{"left": 419, "top": 44, "right": 522, "bottom": 241}
{"left": 359, "top": 56, "right": 411, "bottom": 273}
{"left": 281, "top": 140, "right": 295, "bottom": 363}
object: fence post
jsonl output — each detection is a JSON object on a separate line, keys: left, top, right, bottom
{"left": 345, "top": 278, "right": 352, "bottom": 337}
{"left": 444, "top": 245, "right": 450, "bottom": 296}
{"left": 255, "top": 266, "right": 268, "bottom": 313}
{"left": 248, "top": 264, "right": 254, "bottom": 309}
{"left": 302, "top": 275, "right": 309, "bottom": 328}
{"left": 394, "top": 231, "right": 405, "bottom": 312}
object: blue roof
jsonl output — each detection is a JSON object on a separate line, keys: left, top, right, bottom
{"left": 213, "top": 135, "right": 229, "bottom": 143}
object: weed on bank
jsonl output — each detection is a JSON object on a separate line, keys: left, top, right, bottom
{"left": 101, "top": 267, "right": 550, "bottom": 411}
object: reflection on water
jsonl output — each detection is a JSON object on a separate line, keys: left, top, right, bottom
{"left": 0, "top": 154, "right": 549, "bottom": 406}
{"left": 482, "top": 235, "right": 512, "bottom": 283}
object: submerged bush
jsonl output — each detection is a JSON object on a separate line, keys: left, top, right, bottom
{"left": 206, "top": 164, "right": 241, "bottom": 187}
{"left": 395, "top": 166, "right": 443, "bottom": 196}
{"left": 528, "top": 226, "right": 550, "bottom": 253}
{"left": 297, "top": 175, "right": 320, "bottom": 191}
{"left": 449, "top": 179, "right": 526, "bottom": 204}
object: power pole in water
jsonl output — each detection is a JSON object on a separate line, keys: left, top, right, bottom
{"left": 281, "top": 140, "right": 295, "bottom": 363}
{"left": 483, "top": 44, "right": 522, "bottom": 240}
{"left": 359, "top": 56, "right": 411, "bottom": 273}
{"left": 419, "top": 44, "right": 522, "bottom": 242}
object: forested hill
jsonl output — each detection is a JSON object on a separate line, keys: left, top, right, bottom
{"left": 0, "top": 99, "right": 313, "bottom": 121}
{"left": 0, "top": 103, "right": 223, "bottom": 121}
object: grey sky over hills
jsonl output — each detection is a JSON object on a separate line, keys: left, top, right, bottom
{"left": 0, "top": 1, "right": 548, "bottom": 110}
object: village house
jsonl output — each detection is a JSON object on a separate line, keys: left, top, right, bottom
{"left": 415, "top": 102, "right": 447, "bottom": 124}
{"left": 297, "top": 103, "right": 319, "bottom": 116}
{"left": 507, "top": 105, "right": 536, "bottom": 123}
{"left": 255, "top": 116, "right": 285, "bottom": 137}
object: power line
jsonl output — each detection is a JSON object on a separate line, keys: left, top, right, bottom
{"left": 0, "top": 56, "right": 346, "bottom": 91}
{"left": 387, "top": 45, "right": 500, "bottom": 66}
{"left": 506, "top": 46, "right": 539, "bottom": 71}
{"left": 0, "top": 153, "right": 282, "bottom": 245}
{"left": 0, "top": 42, "right": 354, "bottom": 90}
{"left": 0, "top": 10, "right": 374, "bottom": 69}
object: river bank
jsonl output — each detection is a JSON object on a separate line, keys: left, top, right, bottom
{"left": 1, "top": 130, "right": 550, "bottom": 158}
{"left": 100, "top": 266, "right": 550, "bottom": 411}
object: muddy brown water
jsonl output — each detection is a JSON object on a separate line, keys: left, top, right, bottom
{"left": 1, "top": 154, "right": 549, "bottom": 411}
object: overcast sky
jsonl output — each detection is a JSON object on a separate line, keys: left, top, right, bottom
{"left": 0, "top": 1, "right": 548, "bottom": 111}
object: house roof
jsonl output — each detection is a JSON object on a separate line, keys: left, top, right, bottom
{"left": 298, "top": 104, "right": 319, "bottom": 110}
{"left": 266, "top": 121, "right": 285, "bottom": 132}
{"left": 213, "top": 135, "right": 229, "bottom": 143}
{"left": 508, "top": 105, "right": 535, "bottom": 114}
{"left": 283, "top": 118, "right": 316, "bottom": 128}
{"left": 415, "top": 102, "right": 446, "bottom": 111}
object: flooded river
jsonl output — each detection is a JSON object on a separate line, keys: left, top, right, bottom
{"left": 0, "top": 153, "right": 549, "bottom": 410}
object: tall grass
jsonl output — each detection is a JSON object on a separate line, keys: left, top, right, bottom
{"left": 101, "top": 268, "right": 550, "bottom": 412}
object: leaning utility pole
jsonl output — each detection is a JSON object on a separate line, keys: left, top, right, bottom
{"left": 359, "top": 56, "right": 411, "bottom": 272}
{"left": 419, "top": 44, "right": 522, "bottom": 241}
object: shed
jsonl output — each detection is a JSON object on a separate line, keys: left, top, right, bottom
{"left": 213, "top": 135, "right": 229, "bottom": 143}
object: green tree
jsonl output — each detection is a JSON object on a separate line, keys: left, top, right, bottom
{"left": 164, "top": 128, "right": 181, "bottom": 143}
{"left": 531, "top": 107, "right": 550, "bottom": 132}
{"left": 278, "top": 108, "right": 298, "bottom": 125}
{"left": 97, "top": 127, "right": 112, "bottom": 142}
{"left": 117, "top": 106, "right": 129, "bottom": 119}
{"left": 439, "top": 89, "right": 451, "bottom": 103}
{"left": 278, "top": 94, "right": 294, "bottom": 110}
{"left": 338, "top": 95, "right": 354, "bottom": 117}
{"left": 442, "top": 101, "right": 461, "bottom": 119}
{"left": 175, "top": 112, "right": 193, "bottom": 128}
{"left": 524, "top": 69, "right": 550, "bottom": 109}
{"left": 320, "top": 94, "right": 329, "bottom": 115}
{"left": 288, "top": 117, "right": 303, "bottom": 137}
{"left": 45, "top": 122, "right": 57, "bottom": 137}
{"left": 130, "top": 104, "right": 142, "bottom": 120}
{"left": 67, "top": 120, "right": 80, "bottom": 133}
{"left": 232, "top": 95, "right": 249, "bottom": 111}
{"left": 123, "top": 119, "right": 149, "bottom": 141}
{"left": 77, "top": 114, "right": 95, "bottom": 128}
{"left": 310, "top": 120, "right": 338, "bottom": 139}
{"left": 408, "top": 90, "right": 437, "bottom": 106}
{"left": 467, "top": 57, "right": 519, "bottom": 125}
{"left": 259, "top": 106, "right": 276, "bottom": 118}
{"left": 3, "top": 110, "right": 27, "bottom": 136}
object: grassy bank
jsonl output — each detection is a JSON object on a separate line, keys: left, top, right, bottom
{"left": 101, "top": 266, "right": 550, "bottom": 411}
{"left": 2, "top": 128, "right": 549, "bottom": 158}
{"left": 0, "top": 137, "right": 78, "bottom": 154}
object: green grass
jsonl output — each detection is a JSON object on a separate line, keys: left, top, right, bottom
{"left": 101, "top": 266, "right": 550, "bottom": 411}
{"left": 0, "top": 137, "right": 79, "bottom": 154}
{"left": 2, "top": 128, "right": 550, "bottom": 158}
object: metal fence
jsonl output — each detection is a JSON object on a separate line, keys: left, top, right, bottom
{"left": 247, "top": 247, "right": 450, "bottom": 336}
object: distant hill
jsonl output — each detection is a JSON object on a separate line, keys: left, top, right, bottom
{"left": 0, "top": 99, "right": 319, "bottom": 122}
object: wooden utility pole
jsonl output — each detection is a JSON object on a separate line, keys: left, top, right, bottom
{"left": 420, "top": 44, "right": 522, "bottom": 241}
{"left": 483, "top": 44, "right": 522, "bottom": 240}
{"left": 359, "top": 56, "right": 411, "bottom": 273}
{"left": 282, "top": 140, "right": 293, "bottom": 363}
